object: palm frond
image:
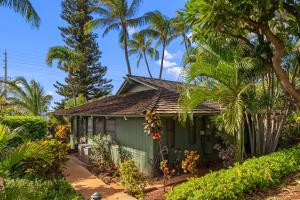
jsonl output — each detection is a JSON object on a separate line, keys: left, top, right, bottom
{"left": 0, "top": 0, "right": 40, "bottom": 27}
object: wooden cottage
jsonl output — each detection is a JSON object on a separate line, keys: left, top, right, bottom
{"left": 55, "top": 75, "right": 221, "bottom": 176}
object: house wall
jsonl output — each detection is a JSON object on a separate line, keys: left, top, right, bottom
{"left": 154, "top": 115, "right": 219, "bottom": 170}
{"left": 112, "top": 117, "right": 154, "bottom": 176}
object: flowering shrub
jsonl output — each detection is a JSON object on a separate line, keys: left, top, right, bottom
{"left": 119, "top": 160, "right": 147, "bottom": 199}
{"left": 167, "top": 144, "right": 300, "bottom": 200}
{"left": 181, "top": 150, "right": 200, "bottom": 175}
{"left": 144, "top": 111, "right": 162, "bottom": 137}
{"left": 89, "top": 134, "right": 114, "bottom": 171}
{"left": 213, "top": 136, "right": 235, "bottom": 167}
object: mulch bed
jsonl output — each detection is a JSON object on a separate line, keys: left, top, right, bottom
{"left": 86, "top": 165, "right": 120, "bottom": 185}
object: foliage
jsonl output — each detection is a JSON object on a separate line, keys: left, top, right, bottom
{"left": 144, "top": 111, "right": 162, "bottom": 137}
{"left": 128, "top": 31, "right": 159, "bottom": 78}
{"left": 119, "top": 159, "right": 147, "bottom": 199}
{"left": 181, "top": 150, "right": 200, "bottom": 175}
{"left": 0, "top": 116, "right": 47, "bottom": 140}
{"left": 184, "top": 0, "right": 300, "bottom": 106}
{"left": 55, "top": 125, "right": 71, "bottom": 143}
{"left": 142, "top": 11, "right": 176, "bottom": 79}
{"left": 0, "top": 0, "right": 40, "bottom": 27}
{"left": 89, "top": 134, "right": 114, "bottom": 171}
{"left": 0, "top": 177, "right": 82, "bottom": 200}
{"left": 213, "top": 136, "right": 235, "bottom": 167}
{"left": 23, "top": 139, "right": 69, "bottom": 185}
{"left": 86, "top": 0, "right": 147, "bottom": 75}
{"left": 52, "top": 0, "right": 112, "bottom": 102}
{"left": 167, "top": 144, "right": 300, "bottom": 200}
{"left": 64, "top": 94, "right": 87, "bottom": 109}
{"left": 0, "top": 124, "right": 51, "bottom": 177}
{"left": 2, "top": 77, "right": 52, "bottom": 116}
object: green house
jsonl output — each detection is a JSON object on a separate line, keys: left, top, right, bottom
{"left": 55, "top": 75, "right": 221, "bottom": 176}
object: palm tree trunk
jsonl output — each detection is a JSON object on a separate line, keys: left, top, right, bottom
{"left": 123, "top": 27, "right": 132, "bottom": 75}
{"left": 143, "top": 50, "right": 153, "bottom": 78}
{"left": 159, "top": 40, "right": 166, "bottom": 79}
{"left": 183, "top": 33, "right": 191, "bottom": 67}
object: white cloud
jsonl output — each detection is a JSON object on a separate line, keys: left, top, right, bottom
{"left": 155, "top": 59, "right": 177, "bottom": 68}
{"left": 164, "top": 50, "right": 174, "bottom": 60}
{"left": 128, "top": 27, "right": 137, "bottom": 35}
{"left": 46, "top": 91, "right": 54, "bottom": 96}
{"left": 167, "top": 67, "right": 183, "bottom": 77}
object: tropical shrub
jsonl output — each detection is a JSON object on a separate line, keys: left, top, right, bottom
{"left": 0, "top": 116, "right": 47, "bottom": 140}
{"left": 0, "top": 178, "right": 82, "bottom": 200}
{"left": 167, "top": 144, "right": 300, "bottom": 200}
{"left": 119, "top": 160, "right": 147, "bottom": 199}
{"left": 213, "top": 136, "right": 235, "bottom": 167}
{"left": 89, "top": 134, "right": 114, "bottom": 171}
{"left": 55, "top": 125, "right": 71, "bottom": 143}
{"left": 181, "top": 150, "right": 200, "bottom": 175}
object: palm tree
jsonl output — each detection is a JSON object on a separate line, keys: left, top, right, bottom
{"left": 172, "top": 13, "right": 191, "bottom": 63}
{"left": 46, "top": 46, "right": 80, "bottom": 106}
{"left": 179, "top": 38, "right": 255, "bottom": 162}
{"left": 0, "top": 124, "right": 51, "bottom": 176}
{"left": 0, "top": 0, "right": 40, "bottom": 27}
{"left": 85, "top": 0, "right": 147, "bottom": 75}
{"left": 142, "top": 11, "right": 176, "bottom": 79}
{"left": 128, "top": 32, "right": 159, "bottom": 78}
{"left": 2, "top": 77, "right": 52, "bottom": 116}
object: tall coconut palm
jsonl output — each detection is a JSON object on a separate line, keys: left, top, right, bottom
{"left": 128, "top": 32, "right": 159, "bottom": 78}
{"left": 179, "top": 38, "right": 255, "bottom": 162}
{"left": 46, "top": 46, "right": 80, "bottom": 106}
{"left": 2, "top": 77, "right": 52, "bottom": 116}
{"left": 172, "top": 13, "right": 191, "bottom": 63}
{"left": 142, "top": 11, "right": 176, "bottom": 79}
{"left": 0, "top": 0, "right": 40, "bottom": 27}
{"left": 85, "top": 0, "right": 147, "bottom": 75}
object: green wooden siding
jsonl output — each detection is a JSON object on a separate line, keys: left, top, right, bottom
{"left": 114, "top": 117, "right": 154, "bottom": 176}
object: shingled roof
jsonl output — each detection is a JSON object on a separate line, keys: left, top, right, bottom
{"left": 54, "top": 75, "right": 221, "bottom": 116}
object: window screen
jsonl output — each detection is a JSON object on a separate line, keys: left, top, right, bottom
{"left": 106, "top": 119, "right": 116, "bottom": 140}
{"left": 166, "top": 119, "right": 175, "bottom": 148}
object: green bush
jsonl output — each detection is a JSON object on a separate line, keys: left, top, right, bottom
{"left": 119, "top": 160, "right": 147, "bottom": 199}
{"left": 0, "top": 178, "right": 82, "bottom": 200}
{"left": 167, "top": 144, "right": 300, "bottom": 200}
{"left": 0, "top": 116, "right": 47, "bottom": 140}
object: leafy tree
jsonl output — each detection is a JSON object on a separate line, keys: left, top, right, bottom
{"left": 142, "top": 11, "right": 176, "bottom": 79}
{"left": 55, "top": 0, "right": 112, "bottom": 101}
{"left": 184, "top": 0, "right": 300, "bottom": 106}
{"left": 85, "top": 0, "right": 147, "bottom": 75}
{"left": 128, "top": 32, "right": 159, "bottom": 78}
{"left": 179, "top": 38, "right": 255, "bottom": 162}
{"left": 0, "top": 0, "right": 40, "bottom": 27}
{"left": 2, "top": 77, "right": 52, "bottom": 116}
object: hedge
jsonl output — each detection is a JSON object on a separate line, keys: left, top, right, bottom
{"left": 0, "top": 116, "right": 47, "bottom": 140}
{"left": 167, "top": 144, "right": 300, "bottom": 200}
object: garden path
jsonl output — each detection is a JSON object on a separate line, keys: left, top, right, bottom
{"left": 63, "top": 155, "right": 136, "bottom": 200}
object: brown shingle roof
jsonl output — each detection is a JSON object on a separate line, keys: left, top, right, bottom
{"left": 54, "top": 75, "right": 221, "bottom": 116}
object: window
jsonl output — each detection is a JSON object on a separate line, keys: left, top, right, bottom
{"left": 189, "top": 121, "right": 196, "bottom": 145}
{"left": 94, "top": 117, "right": 105, "bottom": 134}
{"left": 166, "top": 119, "right": 175, "bottom": 148}
{"left": 106, "top": 119, "right": 116, "bottom": 140}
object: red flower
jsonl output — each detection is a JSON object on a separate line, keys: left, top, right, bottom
{"left": 152, "top": 133, "right": 161, "bottom": 140}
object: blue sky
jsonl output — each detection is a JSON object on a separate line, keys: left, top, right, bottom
{"left": 0, "top": 0, "right": 187, "bottom": 108}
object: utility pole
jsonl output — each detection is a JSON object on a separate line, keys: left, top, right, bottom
{"left": 3, "top": 50, "right": 7, "bottom": 95}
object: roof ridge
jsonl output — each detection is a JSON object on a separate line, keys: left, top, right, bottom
{"left": 126, "top": 74, "right": 184, "bottom": 84}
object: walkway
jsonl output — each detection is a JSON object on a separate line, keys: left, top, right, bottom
{"left": 63, "top": 155, "right": 136, "bottom": 200}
